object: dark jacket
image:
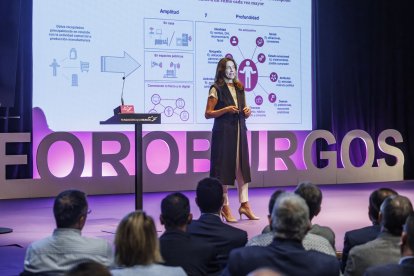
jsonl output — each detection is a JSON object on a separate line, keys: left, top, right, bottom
{"left": 364, "top": 257, "right": 414, "bottom": 276}
{"left": 209, "top": 83, "right": 251, "bottom": 185}
{"left": 187, "top": 214, "right": 247, "bottom": 273}
{"left": 160, "top": 229, "right": 216, "bottom": 276}
{"left": 222, "top": 238, "right": 340, "bottom": 276}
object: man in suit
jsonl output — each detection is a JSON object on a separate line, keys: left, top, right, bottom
{"left": 222, "top": 193, "right": 340, "bottom": 276}
{"left": 22, "top": 190, "right": 112, "bottom": 275}
{"left": 294, "top": 182, "right": 336, "bottom": 249}
{"left": 159, "top": 192, "right": 216, "bottom": 276}
{"left": 344, "top": 195, "right": 413, "bottom": 276}
{"left": 341, "top": 188, "right": 397, "bottom": 272}
{"left": 364, "top": 213, "right": 414, "bottom": 276}
{"left": 187, "top": 177, "right": 247, "bottom": 272}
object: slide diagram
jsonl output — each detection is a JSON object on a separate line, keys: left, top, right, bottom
{"left": 144, "top": 51, "right": 193, "bottom": 82}
{"left": 49, "top": 48, "right": 90, "bottom": 87}
{"left": 148, "top": 93, "right": 190, "bottom": 121}
{"left": 33, "top": 0, "right": 311, "bottom": 132}
{"left": 195, "top": 22, "right": 301, "bottom": 125}
{"left": 144, "top": 18, "right": 194, "bottom": 51}
{"left": 144, "top": 51, "right": 194, "bottom": 124}
{"left": 145, "top": 82, "right": 193, "bottom": 123}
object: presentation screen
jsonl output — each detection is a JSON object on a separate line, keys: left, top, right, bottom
{"left": 33, "top": 0, "right": 312, "bottom": 131}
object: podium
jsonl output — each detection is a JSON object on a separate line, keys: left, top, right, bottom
{"left": 100, "top": 113, "right": 161, "bottom": 210}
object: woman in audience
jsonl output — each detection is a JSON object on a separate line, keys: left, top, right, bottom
{"left": 111, "top": 211, "right": 186, "bottom": 276}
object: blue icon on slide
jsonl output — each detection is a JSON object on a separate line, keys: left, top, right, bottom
{"left": 49, "top": 58, "right": 60, "bottom": 76}
{"left": 71, "top": 74, "right": 78, "bottom": 87}
{"left": 163, "top": 62, "right": 180, "bottom": 78}
{"left": 69, "top": 48, "right": 77, "bottom": 59}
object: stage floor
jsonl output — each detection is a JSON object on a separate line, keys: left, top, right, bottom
{"left": 1, "top": 180, "right": 414, "bottom": 275}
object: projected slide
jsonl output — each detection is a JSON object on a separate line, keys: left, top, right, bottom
{"left": 33, "top": 0, "right": 312, "bottom": 131}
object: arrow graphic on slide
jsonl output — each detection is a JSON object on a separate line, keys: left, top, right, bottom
{"left": 101, "top": 51, "right": 141, "bottom": 77}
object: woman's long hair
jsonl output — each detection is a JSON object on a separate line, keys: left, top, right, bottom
{"left": 114, "top": 211, "right": 163, "bottom": 267}
{"left": 214, "top": 57, "right": 244, "bottom": 90}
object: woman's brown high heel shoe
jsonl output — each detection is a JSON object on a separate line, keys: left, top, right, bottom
{"left": 221, "top": 205, "right": 237, "bottom": 223}
{"left": 239, "top": 201, "right": 260, "bottom": 220}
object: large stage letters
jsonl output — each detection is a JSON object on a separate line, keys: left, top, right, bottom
{"left": 0, "top": 129, "right": 405, "bottom": 199}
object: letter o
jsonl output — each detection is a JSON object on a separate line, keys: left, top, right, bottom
{"left": 143, "top": 131, "right": 179, "bottom": 175}
{"left": 37, "top": 132, "right": 85, "bottom": 178}
{"left": 340, "top": 130, "right": 375, "bottom": 168}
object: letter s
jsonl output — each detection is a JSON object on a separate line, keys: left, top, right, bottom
{"left": 377, "top": 129, "right": 404, "bottom": 168}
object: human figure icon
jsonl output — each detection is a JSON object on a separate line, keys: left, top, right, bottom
{"left": 230, "top": 36, "right": 239, "bottom": 46}
{"left": 239, "top": 61, "right": 257, "bottom": 89}
{"left": 49, "top": 59, "right": 60, "bottom": 77}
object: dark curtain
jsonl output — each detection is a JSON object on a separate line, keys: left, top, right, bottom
{"left": 314, "top": 0, "right": 414, "bottom": 178}
{"left": 0, "top": 0, "right": 32, "bottom": 178}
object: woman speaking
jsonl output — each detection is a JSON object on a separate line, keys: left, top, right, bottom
{"left": 205, "top": 57, "right": 259, "bottom": 223}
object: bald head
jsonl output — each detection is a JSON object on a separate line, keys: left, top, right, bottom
{"left": 380, "top": 195, "right": 413, "bottom": 236}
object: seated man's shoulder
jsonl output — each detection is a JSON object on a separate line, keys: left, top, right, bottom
{"left": 28, "top": 232, "right": 111, "bottom": 257}
{"left": 303, "top": 233, "right": 336, "bottom": 255}
{"left": 227, "top": 243, "right": 339, "bottom": 275}
{"left": 25, "top": 236, "right": 54, "bottom": 256}
{"left": 229, "top": 244, "right": 268, "bottom": 260}
{"left": 310, "top": 224, "right": 336, "bottom": 248}
{"left": 348, "top": 239, "right": 372, "bottom": 255}
{"left": 246, "top": 232, "right": 273, "bottom": 247}
{"left": 345, "top": 225, "right": 379, "bottom": 244}
{"left": 223, "top": 221, "right": 247, "bottom": 233}
{"left": 305, "top": 232, "right": 330, "bottom": 243}
{"left": 223, "top": 223, "right": 248, "bottom": 242}
{"left": 312, "top": 224, "right": 335, "bottom": 236}
{"left": 79, "top": 235, "right": 111, "bottom": 249}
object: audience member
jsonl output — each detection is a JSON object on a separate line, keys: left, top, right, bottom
{"left": 187, "top": 177, "right": 247, "bottom": 272}
{"left": 364, "top": 212, "right": 414, "bottom": 276}
{"left": 222, "top": 193, "right": 340, "bottom": 276}
{"left": 65, "top": 261, "right": 111, "bottom": 276}
{"left": 341, "top": 188, "right": 397, "bottom": 271}
{"left": 111, "top": 210, "right": 186, "bottom": 276}
{"left": 247, "top": 190, "right": 336, "bottom": 256}
{"left": 344, "top": 195, "right": 413, "bottom": 276}
{"left": 159, "top": 192, "right": 216, "bottom": 276}
{"left": 22, "top": 190, "right": 112, "bottom": 275}
{"left": 294, "top": 181, "right": 336, "bottom": 249}
{"left": 261, "top": 190, "right": 285, "bottom": 234}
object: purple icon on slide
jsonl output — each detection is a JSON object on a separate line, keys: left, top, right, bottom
{"left": 238, "top": 59, "right": 258, "bottom": 92}
{"left": 256, "top": 37, "right": 264, "bottom": 47}
{"left": 230, "top": 36, "right": 239, "bottom": 46}
{"left": 270, "top": 72, "right": 278, "bottom": 82}
{"left": 257, "top": 53, "right": 266, "bottom": 63}
{"left": 225, "top": 53, "right": 233, "bottom": 59}
{"left": 268, "top": 93, "right": 277, "bottom": 103}
{"left": 255, "top": 95, "right": 263, "bottom": 105}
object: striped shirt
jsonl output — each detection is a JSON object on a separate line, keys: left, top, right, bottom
{"left": 24, "top": 228, "right": 113, "bottom": 275}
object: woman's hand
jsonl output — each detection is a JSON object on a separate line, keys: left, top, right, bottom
{"left": 226, "top": 105, "right": 239, "bottom": 114}
{"left": 243, "top": 106, "right": 251, "bottom": 118}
